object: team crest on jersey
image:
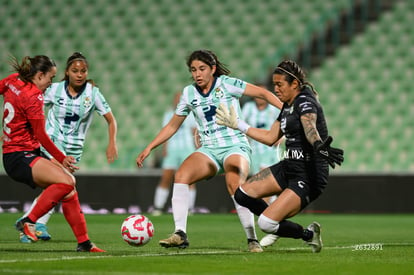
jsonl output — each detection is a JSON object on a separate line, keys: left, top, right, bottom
{"left": 214, "top": 88, "right": 224, "bottom": 99}
{"left": 83, "top": 97, "right": 91, "bottom": 108}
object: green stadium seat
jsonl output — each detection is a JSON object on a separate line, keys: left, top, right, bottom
{"left": 1, "top": 0, "right": 408, "bottom": 173}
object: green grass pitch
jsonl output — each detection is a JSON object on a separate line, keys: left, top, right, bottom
{"left": 1, "top": 213, "right": 413, "bottom": 274}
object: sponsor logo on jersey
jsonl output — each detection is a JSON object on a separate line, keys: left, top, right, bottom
{"left": 202, "top": 126, "right": 226, "bottom": 136}
{"left": 233, "top": 78, "right": 244, "bottom": 88}
{"left": 297, "top": 181, "right": 306, "bottom": 189}
{"left": 299, "top": 101, "right": 313, "bottom": 112}
{"left": 24, "top": 152, "right": 36, "bottom": 158}
{"left": 280, "top": 117, "right": 286, "bottom": 133}
{"left": 191, "top": 98, "right": 201, "bottom": 107}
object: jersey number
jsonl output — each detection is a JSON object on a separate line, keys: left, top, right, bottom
{"left": 3, "top": 102, "right": 15, "bottom": 134}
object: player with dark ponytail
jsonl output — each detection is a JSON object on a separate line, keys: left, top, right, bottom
{"left": 216, "top": 59, "right": 344, "bottom": 252}
{"left": 1, "top": 55, "right": 105, "bottom": 252}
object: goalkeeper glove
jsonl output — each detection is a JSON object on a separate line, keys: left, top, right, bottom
{"left": 313, "top": 136, "right": 344, "bottom": 169}
{"left": 215, "top": 104, "right": 250, "bottom": 133}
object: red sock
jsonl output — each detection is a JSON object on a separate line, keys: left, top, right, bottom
{"left": 28, "top": 183, "right": 73, "bottom": 222}
{"left": 62, "top": 192, "right": 89, "bottom": 243}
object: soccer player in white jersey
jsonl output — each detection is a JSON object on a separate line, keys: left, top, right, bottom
{"left": 150, "top": 92, "right": 198, "bottom": 216}
{"left": 16, "top": 52, "right": 118, "bottom": 243}
{"left": 136, "top": 49, "right": 282, "bottom": 252}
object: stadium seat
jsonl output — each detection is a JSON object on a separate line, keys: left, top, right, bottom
{"left": 308, "top": 0, "right": 413, "bottom": 172}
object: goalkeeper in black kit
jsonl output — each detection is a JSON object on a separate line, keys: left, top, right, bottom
{"left": 216, "top": 60, "right": 344, "bottom": 253}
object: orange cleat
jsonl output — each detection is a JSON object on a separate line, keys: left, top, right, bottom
{"left": 16, "top": 220, "right": 38, "bottom": 242}
{"left": 89, "top": 245, "right": 106, "bottom": 253}
{"left": 77, "top": 241, "right": 106, "bottom": 252}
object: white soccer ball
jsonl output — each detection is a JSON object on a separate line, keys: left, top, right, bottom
{"left": 121, "top": 215, "right": 154, "bottom": 246}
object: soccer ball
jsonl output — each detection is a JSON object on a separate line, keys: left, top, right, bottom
{"left": 121, "top": 215, "right": 154, "bottom": 246}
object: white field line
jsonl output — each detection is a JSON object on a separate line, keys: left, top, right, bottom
{"left": 0, "top": 243, "right": 413, "bottom": 264}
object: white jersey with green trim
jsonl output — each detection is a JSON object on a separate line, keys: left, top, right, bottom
{"left": 175, "top": 75, "right": 249, "bottom": 148}
{"left": 43, "top": 81, "right": 111, "bottom": 158}
{"left": 242, "top": 101, "right": 280, "bottom": 155}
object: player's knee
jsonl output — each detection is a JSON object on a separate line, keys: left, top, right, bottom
{"left": 61, "top": 167, "right": 76, "bottom": 186}
{"left": 61, "top": 176, "right": 75, "bottom": 187}
{"left": 173, "top": 170, "right": 188, "bottom": 183}
{"left": 258, "top": 214, "right": 280, "bottom": 234}
{"left": 67, "top": 173, "right": 76, "bottom": 186}
{"left": 62, "top": 189, "right": 77, "bottom": 201}
{"left": 51, "top": 182, "right": 75, "bottom": 197}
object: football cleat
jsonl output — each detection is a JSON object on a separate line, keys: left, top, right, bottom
{"left": 151, "top": 209, "right": 163, "bottom": 217}
{"left": 35, "top": 223, "right": 51, "bottom": 241}
{"left": 248, "top": 239, "right": 263, "bottom": 253}
{"left": 159, "top": 230, "right": 189, "bottom": 249}
{"left": 19, "top": 232, "right": 32, "bottom": 243}
{"left": 259, "top": 234, "right": 279, "bottom": 247}
{"left": 15, "top": 219, "right": 38, "bottom": 242}
{"left": 77, "top": 241, "right": 106, "bottom": 252}
{"left": 306, "top": 221, "right": 323, "bottom": 253}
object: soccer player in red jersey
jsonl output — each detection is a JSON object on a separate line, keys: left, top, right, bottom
{"left": 1, "top": 55, "right": 104, "bottom": 252}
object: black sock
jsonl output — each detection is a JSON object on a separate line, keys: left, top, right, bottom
{"left": 302, "top": 229, "right": 314, "bottom": 242}
{"left": 275, "top": 220, "right": 304, "bottom": 239}
{"left": 78, "top": 240, "right": 92, "bottom": 247}
{"left": 21, "top": 217, "right": 35, "bottom": 224}
{"left": 234, "top": 188, "right": 268, "bottom": 216}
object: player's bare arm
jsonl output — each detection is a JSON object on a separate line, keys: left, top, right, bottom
{"left": 245, "top": 120, "right": 282, "bottom": 146}
{"left": 300, "top": 113, "right": 322, "bottom": 145}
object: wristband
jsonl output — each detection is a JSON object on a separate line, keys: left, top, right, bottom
{"left": 237, "top": 120, "right": 251, "bottom": 134}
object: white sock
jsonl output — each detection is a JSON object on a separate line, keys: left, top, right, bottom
{"left": 232, "top": 196, "right": 257, "bottom": 240}
{"left": 22, "top": 197, "right": 54, "bottom": 224}
{"left": 22, "top": 197, "right": 38, "bottom": 218}
{"left": 154, "top": 186, "right": 170, "bottom": 209}
{"left": 258, "top": 214, "right": 280, "bottom": 233}
{"left": 189, "top": 188, "right": 197, "bottom": 211}
{"left": 171, "top": 183, "right": 190, "bottom": 233}
{"left": 37, "top": 207, "right": 55, "bottom": 224}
